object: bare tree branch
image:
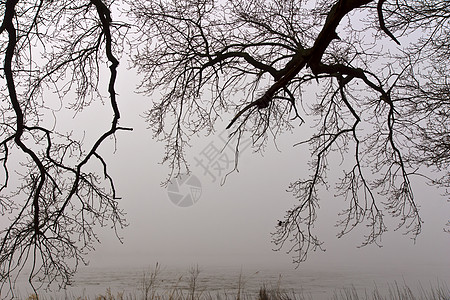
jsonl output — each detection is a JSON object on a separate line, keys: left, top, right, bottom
{"left": 0, "top": 0, "right": 131, "bottom": 295}
{"left": 130, "top": 0, "right": 448, "bottom": 265}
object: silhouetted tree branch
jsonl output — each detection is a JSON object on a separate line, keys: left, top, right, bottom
{"left": 129, "top": 0, "right": 449, "bottom": 265}
{"left": 0, "top": 0, "right": 131, "bottom": 296}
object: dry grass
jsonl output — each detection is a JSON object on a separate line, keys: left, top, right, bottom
{"left": 25, "top": 265, "right": 449, "bottom": 300}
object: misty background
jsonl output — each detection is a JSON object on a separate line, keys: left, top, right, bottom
{"left": 0, "top": 1, "right": 449, "bottom": 298}
{"left": 65, "top": 64, "right": 450, "bottom": 279}
{"left": 1, "top": 54, "right": 447, "bottom": 300}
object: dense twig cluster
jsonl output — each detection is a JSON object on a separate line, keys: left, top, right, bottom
{"left": 0, "top": 0, "right": 131, "bottom": 296}
{"left": 129, "top": 0, "right": 449, "bottom": 265}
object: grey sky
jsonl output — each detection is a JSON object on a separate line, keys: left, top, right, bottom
{"left": 72, "top": 65, "right": 450, "bottom": 279}
{"left": 0, "top": 62, "right": 446, "bottom": 281}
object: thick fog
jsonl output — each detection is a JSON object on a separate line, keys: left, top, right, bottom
{"left": 72, "top": 66, "right": 449, "bottom": 280}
